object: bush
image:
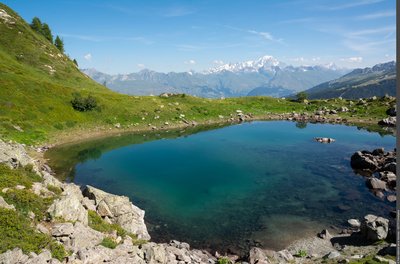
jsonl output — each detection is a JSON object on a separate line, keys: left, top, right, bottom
{"left": 100, "top": 237, "right": 117, "bottom": 249}
{"left": 71, "top": 93, "right": 98, "bottom": 112}
{"left": 0, "top": 208, "right": 50, "bottom": 254}
{"left": 217, "top": 257, "right": 230, "bottom": 264}
{"left": 3, "top": 189, "right": 54, "bottom": 221}
{"left": 296, "top": 91, "right": 308, "bottom": 102}
{"left": 49, "top": 241, "right": 68, "bottom": 261}
{"left": 88, "top": 210, "right": 127, "bottom": 237}
{"left": 0, "top": 164, "right": 42, "bottom": 190}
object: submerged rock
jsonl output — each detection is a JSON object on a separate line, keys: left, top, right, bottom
{"left": 314, "top": 137, "right": 335, "bottom": 143}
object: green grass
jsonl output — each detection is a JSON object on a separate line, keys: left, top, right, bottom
{"left": 0, "top": 3, "right": 392, "bottom": 146}
{"left": 0, "top": 163, "right": 42, "bottom": 190}
{"left": 99, "top": 237, "right": 117, "bottom": 249}
{"left": 0, "top": 208, "right": 49, "bottom": 254}
{"left": 46, "top": 184, "right": 62, "bottom": 195}
{"left": 294, "top": 249, "right": 308, "bottom": 258}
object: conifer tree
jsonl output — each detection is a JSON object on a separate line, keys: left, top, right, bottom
{"left": 41, "top": 23, "right": 53, "bottom": 43}
{"left": 30, "top": 17, "right": 42, "bottom": 33}
{"left": 54, "top": 36, "right": 64, "bottom": 53}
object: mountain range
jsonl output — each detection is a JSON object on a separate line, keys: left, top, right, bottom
{"left": 302, "top": 61, "right": 396, "bottom": 99}
{"left": 82, "top": 56, "right": 349, "bottom": 98}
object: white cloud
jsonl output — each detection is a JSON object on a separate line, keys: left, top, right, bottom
{"left": 213, "top": 60, "right": 224, "bottom": 65}
{"left": 356, "top": 10, "right": 396, "bottom": 20}
{"left": 340, "top": 57, "right": 363, "bottom": 63}
{"left": 184, "top": 59, "right": 196, "bottom": 65}
{"left": 318, "top": 0, "right": 383, "bottom": 11}
{"left": 137, "top": 63, "right": 145, "bottom": 68}
{"left": 248, "top": 30, "right": 284, "bottom": 44}
{"left": 84, "top": 53, "right": 92, "bottom": 61}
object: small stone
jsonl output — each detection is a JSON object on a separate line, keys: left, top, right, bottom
{"left": 325, "top": 251, "right": 341, "bottom": 259}
{"left": 387, "top": 195, "right": 396, "bottom": 202}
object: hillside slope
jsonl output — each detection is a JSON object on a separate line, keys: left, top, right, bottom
{"left": 302, "top": 61, "right": 396, "bottom": 99}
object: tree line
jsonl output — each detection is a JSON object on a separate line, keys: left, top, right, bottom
{"left": 30, "top": 17, "right": 64, "bottom": 53}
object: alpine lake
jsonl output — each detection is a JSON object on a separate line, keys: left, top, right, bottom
{"left": 46, "top": 121, "right": 396, "bottom": 255}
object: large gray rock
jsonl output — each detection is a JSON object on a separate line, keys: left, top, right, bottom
{"left": 361, "top": 214, "right": 389, "bottom": 241}
{"left": 83, "top": 185, "right": 150, "bottom": 240}
{"left": 0, "top": 140, "right": 37, "bottom": 169}
{"left": 350, "top": 151, "right": 378, "bottom": 171}
{"left": 51, "top": 223, "right": 74, "bottom": 237}
{"left": 0, "top": 248, "right": 29, "bottom": 264}
{"left": 249, "top": 247, "right": 271, "bottom": 264}
{"left": 367, "top": 178, "right": 387, "bottom": 190}
{"left": 69, "top": 222, "right": 104, "bottom": 251}
{"left": 47, "top": 191, "right": 88, "bottom": 225}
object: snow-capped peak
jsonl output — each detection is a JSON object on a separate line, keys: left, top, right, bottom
{"left": 206, "top": 55, "right": 284, "bottom": 74}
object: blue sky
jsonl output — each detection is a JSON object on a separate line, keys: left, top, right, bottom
{"left": 3, "top": 0, "right": 396, "bottom": 74}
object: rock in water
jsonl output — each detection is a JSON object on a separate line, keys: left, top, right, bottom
{"left": 350, "top": 151, "right": 378, "bottom": 171}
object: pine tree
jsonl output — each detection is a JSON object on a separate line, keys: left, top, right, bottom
{"left": 73, "top": 59, "right": 78, "bottom": 66}
{"left": 54, "top": 36, "right": 64, "bottom": 53}
{"left": 41, "top": 23, "right": 53, "bottom": 43}
{"left": 30, "top": 17, "right": 42, "bottom": 33}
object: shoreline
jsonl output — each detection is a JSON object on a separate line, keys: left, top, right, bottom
{"left": 40, "top": 112, "right": 384, "bottom": 149}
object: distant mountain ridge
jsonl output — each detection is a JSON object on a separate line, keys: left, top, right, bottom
{"left": 82, "top": 56, "right": 349, "bottom": 98}
{"left": 302, "top": 61, "right": 396, "bottom": 99}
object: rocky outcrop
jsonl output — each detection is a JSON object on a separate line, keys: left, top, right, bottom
{"left": 0, "top": 139, "right": 37, "bottom": 169}
{"left": 83, "top": 185, "right": 150, "bottom": 240}
{"left": 350, "top": 148, "right": 396, "bottom": 200}
{"left": 360, "top": 214, "right": 389, "bottom": 241}
{"left": 47, "top": 184, "right": 88, "bottom": 225}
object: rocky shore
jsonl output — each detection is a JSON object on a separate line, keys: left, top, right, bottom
{"left": 0, "top": 139, "right": 397, "bottom": 264}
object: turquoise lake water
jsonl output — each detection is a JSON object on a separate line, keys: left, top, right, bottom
{"left": 48, "top": 121, "right": 396, "bottom": 254}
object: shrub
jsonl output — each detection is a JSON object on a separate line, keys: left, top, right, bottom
{"left": 49, "top": 241, "right": 68, "bottom": 261}
{"left": 100, "top": 237, "right": 117, "bottom": 249}
{"left": 217, "top": 257, "right": 230, "bottom": 264}
{"left": 0, "top": 164, "right": 42, "bottom": 190}
{"left": 71, "top": 93, "right": 98, "bottom": 112}
{"left": 3, "top": 189, "right": 54, "bottom": 221}
{"left": 296, "top": 91, "right": 308, "bottom": 102}
{"left": 294, "top": 250, "right": 307, "bottom": 258}
{"left": 88, "top": 210, "right": 127, "bottom": 237}
{"left": 47, "top": 185, "right": 62, "bottom": 195}
{"left": 0, "top": 208, "right": 50, "bottom": 254}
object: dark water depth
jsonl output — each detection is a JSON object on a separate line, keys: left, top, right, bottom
{"left": 46, "top": 121, "right": 395, "bottom": 254}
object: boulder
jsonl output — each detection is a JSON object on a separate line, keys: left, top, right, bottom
{"left": 347, "top": 219, "right": 361, "bottom": 228}
{"left": 69, "top": 222, "right": 104, "bottom": 252}
{"left": 325, "top": 251, "right": 341, "bottom": 259}
{"left": 366, "top": 178, "right": 387, "bottom": 190}
{"left": 315, "top": 137, "right": 335, "bottom": 143}
{"left": 350, "top": 151, "right": 378, "bottom": 171}
{"left": 51, "top": 223, "right": 74, "bottom": 237}
{"left": 83, "top": 185, "right": 150, "bottom": 240}
{"left": 382, "top": 162, "right": 396, "bottom": 173}
{"left": 318, "top": 229, "right": 332, "bottom": 240}
{"left": 0, "top": 248, "right": 29, "bottom": 264}
{"left": 360, "top": 214, "right": 389, "bottom": 241}
{"left": 249, "top": 247, "right": 270, "bottom": 264}
{"left": 47, "top": 194, "right": 88, "bottom": 225}
{"left": 0, "top": 139, "right": 37, "bottom": 170}
{"left": 25, "top": 250, "right": 52, "bottom": 264}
